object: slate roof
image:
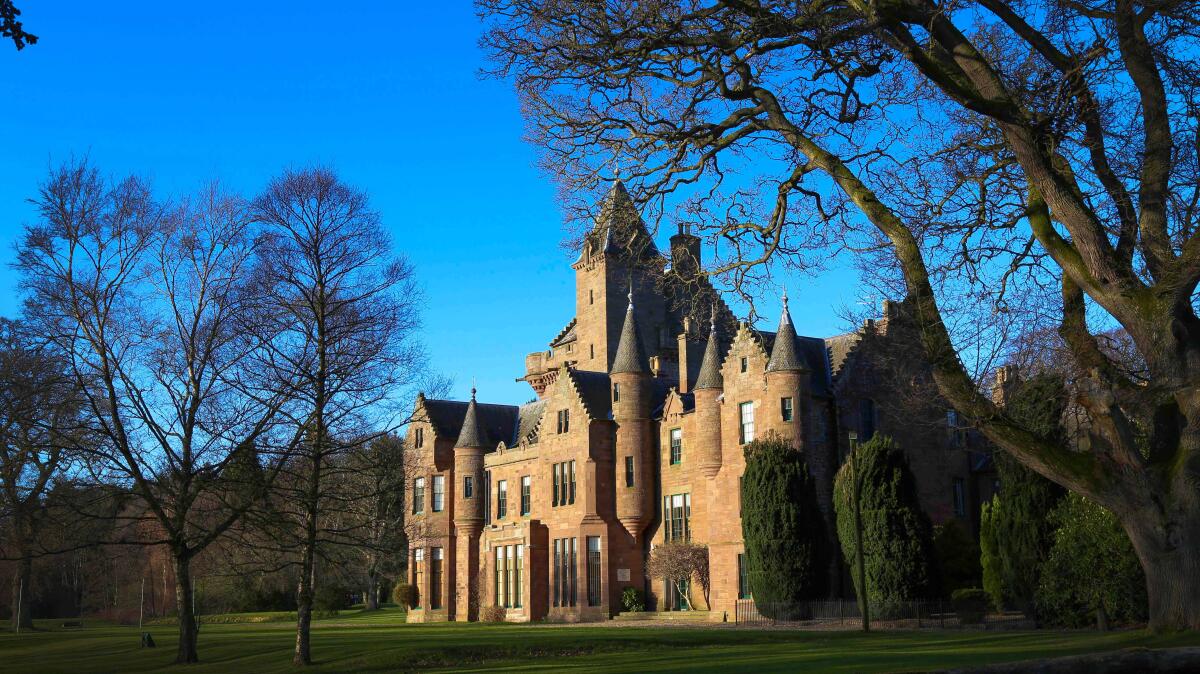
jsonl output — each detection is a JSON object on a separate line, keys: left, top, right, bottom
{"left": 694, "top": 322, "right": 725, "bottom": 390}
{"left": 455, "top": 394, "right": 490, "bottom": 448}
{"left": 422, "top": 398, "right": 522, "bottom": 449}
{"left": 567, "top": 369, "right": 614, "bottom": 420}
{"left": 766, "top": 298, "right": 807, "bottom": 373}
{"left": 576, "top": 180, "right": 662, "bottom": 264}
{"left": 754, "top": 330, "right": 833, "bottom": 398}
{"left": 611, "top": 298, "right": 649, "bottom": 374}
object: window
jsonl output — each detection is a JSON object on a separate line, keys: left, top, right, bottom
{"left": 494, "top": 545, "right": 520, "bottom": 608}
{"left": 664, "top": 493, "right": 691, "bottom": 542}
{"left": 430, "top": 547, "right": 443, "bottom": 609}
{"left": 669, "top": 428, "right": 682, "bottom": 465}
{"left": 552, "top": 461, "right": 576, "bottom": 505}
{"left": 520, "top": 475, "right": 531, "bottom": 515}
{"left": 860, "top": 399, "right": 876, "bottom": 440}
{"left": 737, "top": 553, "right": 750, "bottom": 599}
{"left": 953, "top": 478, "right": 966, "bottom": 517}
{"left": 612, "top": 382, "right": 620, "bottom": 402}
{"left": 412, "top": 548, "right": 424, "bottom": 608}
{"left": 568, "top": 460, "right": 576, "bottom": 504}
{"left": 414, "top": 427, "right": 424, "bottom": 448}
{"left": 432, "top": 475, "right": 445, "bottom": 512}
{"left": 589, "top": 289, "right": 594, "bottom": 305}
{"left": 590, "top": 344, "right": 594, "bottom": 359}
{"left": 781, "top": 397, "right": 794, "bottom": 423}
{"left": 557, "top": 409, "right": 570, "bottom": 434}
{"left": 412, "top": 477, "right": 425, "bottom": 514}
{"left": 484, "top": 470, "right": 492, "bottom": 522}
{"left": 464, "top": 475, "right": 473, "bottom": 499}
{"left": 624, "top": 456, "right": 634, "bottom": 487}
{"left": 739, "top": 402, "right": 755, "bottom": 444}
{"left": 587, "top": 537, "right": 602, "bottom": 606}
{"left": 553, "top": 538, "right": 577, "bottom": 607}
{"left": 947, "top": 409, "right": 960, "bottom": 428}
{"left": 497, "top": 480, "right": 508, "bottom": 519}
{"left": 740, "top": 356, "right": 748, "bottom": 373}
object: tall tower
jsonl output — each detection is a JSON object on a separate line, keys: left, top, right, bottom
{"left": 452, "top": 388, "right": 488, "bottom": 621}
{"left": 571, "top": 180, "right": 666, "bottom": 372}
{"left": 611, "top": 291, "right": 653, "bottom": 542}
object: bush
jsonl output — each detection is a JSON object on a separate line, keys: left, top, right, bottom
{"left": 479, "top": 605, "right": 506, "bottom": 623}
{"left": 979, "top": 498, "right": 1003, "bottom": 610}
{"left": 313, "top": 583, "right": 351, "bottom": 612}
{"left": 1035, "top": 493, "right": 1147, "bottom": 628}
{"left": 834, "top": 435, "right": 937, "bottom": 618}
{"left": 392, "top": 582, "right": 416, "bottom": 609}
{"left": 740, "top": 434, "right": 830, "bottom": 617}
{"left": 951, "top": 588, "right": 990, "bottom": 624}
{"left": 621, "top": 587, "right": 645, "bottom": 613}
{"left": 934, "top": 519, "right": 981, "bottom": 596}
{"left": 985, "top": 375, "right": 1068, "bottom": 614}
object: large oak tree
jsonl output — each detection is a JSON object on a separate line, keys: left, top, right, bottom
{"left": 480, "top": 0, "right": 1200, "bottom": 629}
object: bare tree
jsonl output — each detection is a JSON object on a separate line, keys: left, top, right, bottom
{"left": 250, "top": 167, "right": 423, "bottom": 665}
{"left": 480, "top": 0, "right": 1200, "bottom": 630}
{"left": 341, "top": 434, "right": 407, "bottom": 611}
{"left": 0, "top": 1, "right": 36, "bottom": 50}
{"left": 646, "top": 541, "right": 710, "bottom": 610}
{"left": 15, "top": 162, "right": 300, "bottom": 661}
{"left": 0, "top": 319, "right": 82, "bottom": 630}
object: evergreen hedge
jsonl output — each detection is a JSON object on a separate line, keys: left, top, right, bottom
{"left": 740, "top": 434, "right": 829, "bottom": 614}
{"left": 834, "top": 435, "right": 937, "bottom": 616}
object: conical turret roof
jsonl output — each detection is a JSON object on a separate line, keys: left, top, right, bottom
{"left": 695, "top": 306, "right": 724, "bottom": 390}
{"left": 578, "top": 180, "right": 660, "bottom": 262}
{"left": 611, "top": 291, "right": 649, "bottom": 375}
{"left": 767, "top": 291, "right": 806, "bottom": 372}
{"left": 455, "top": 387, "right": 490, "bottom": 448}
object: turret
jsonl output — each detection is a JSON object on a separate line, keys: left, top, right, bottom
{"left": 766, "top": 291, "right": 809, "bottom": 448}
{"left": 453, "top": 387, "right": 488, "bottom": 532}
{"left": 611, "top": 291, "right": 652, "bottom": 541}
{"left": 694, "top": 306, "right": 724, "bottom": 479}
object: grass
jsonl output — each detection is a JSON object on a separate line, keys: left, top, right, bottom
{"left": 2, "top": 607, "right": 1197, "bottom": 673}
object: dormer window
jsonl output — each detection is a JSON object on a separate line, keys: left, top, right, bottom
{"left": 740, "top": 357, "right": 749, "bottom": 373}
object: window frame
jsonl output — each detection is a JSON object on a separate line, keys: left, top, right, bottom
{"left": 520, "top": 475, "right": 531, "bottom": 515}
{"left": 412, "top": 477, "right": 426, "bottom": 514}
{"left": 669, "top": 428, "right": 682, "bottom": 465}
{"left": 497, "top": 479, "right": 508, "bottom": 519}
{"left": 431, "top": 475, "right": 445, "bottom": 512}
{"left": 781, "top": 396, "right": 794, "bottom": 423}
{"left": 739, "top": 402, "right": 755, "bottom": 444}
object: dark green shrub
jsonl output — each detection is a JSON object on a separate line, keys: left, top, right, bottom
{"left": 979, "top": 498, "right": 1003, "bottom": 610}
{"left": 740, "top": 434, "right": 830, "bottom": 616}
{"left": 1035, "top": 493, "right": 1147, "bottom": 628}
{"left": 951, "top": 588, "right": 990, "bottom": 624}
{"left": 392, "top": 582, "right": 416, "bottom": 609}
{"left": 621, "top": 587, "right": 645, "bottom": 612}
{"left": 313, "top": 583, "right": 351, "bottom": 612}
{"left": 834, "top": 435, "right": 938, "bottom": 618}
{"left": 985, "top": 374, "right": 1067, "bottom": 614}
{"left": 934, "top": 519, "right": 981, "bottom": 596}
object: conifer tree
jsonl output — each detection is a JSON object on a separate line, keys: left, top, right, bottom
{"left": 834, "top": 435, "right": 937, "bottom": 615}
{"left": 740, "top": 434, "right": 829, "bottom": 615}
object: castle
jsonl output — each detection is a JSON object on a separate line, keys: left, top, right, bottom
{"left": 404, "top": 181, "right": 994, "bottom": 622}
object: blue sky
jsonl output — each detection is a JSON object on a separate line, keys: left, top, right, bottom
{"left": 0, "top": 1, "right": 864, "bottom": 406}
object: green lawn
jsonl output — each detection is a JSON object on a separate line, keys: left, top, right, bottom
{"left": 2, "top": 608, "right": 1197, "bottom": 673}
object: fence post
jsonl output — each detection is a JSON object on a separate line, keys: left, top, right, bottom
{"left": 940, "top": 600, "right": 945, "bottom": 629}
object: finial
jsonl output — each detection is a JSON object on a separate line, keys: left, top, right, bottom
{"left": 614, "top": 156, "right": 622, "bottom": 180}
{"left": 627, "top": 290, "right": 634, "bottom": 309}
{"left": 782, "top": 288, "right": 789, "bottom": 310}
{"left": 470, "top": 378, "right": 477, "bottom": 401}
{"left": 710, "top": 303, "right": 718, "bottom": 333}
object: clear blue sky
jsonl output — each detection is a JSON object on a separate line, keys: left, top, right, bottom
{"left": 0, "top": 1, "right": 865, "bottom": 406}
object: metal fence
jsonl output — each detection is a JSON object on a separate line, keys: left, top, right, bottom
{"left": 734, "top": 599, "right": 1027, "bottom": 630}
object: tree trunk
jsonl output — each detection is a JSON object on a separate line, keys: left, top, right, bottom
{"left": 10, "top": 552, "right": 33, "bottom": 630}
{"left": 294, "top": 460, "right": 320, "bottom": 665}
{"left": 365, "top": 565, "right": 379, "bottom": 611}
{"left": 171, "top": 554, "right": 198, "bottom": 664}
{"left": 1124, "top": 500, "right": 1200, "bottom": 631}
